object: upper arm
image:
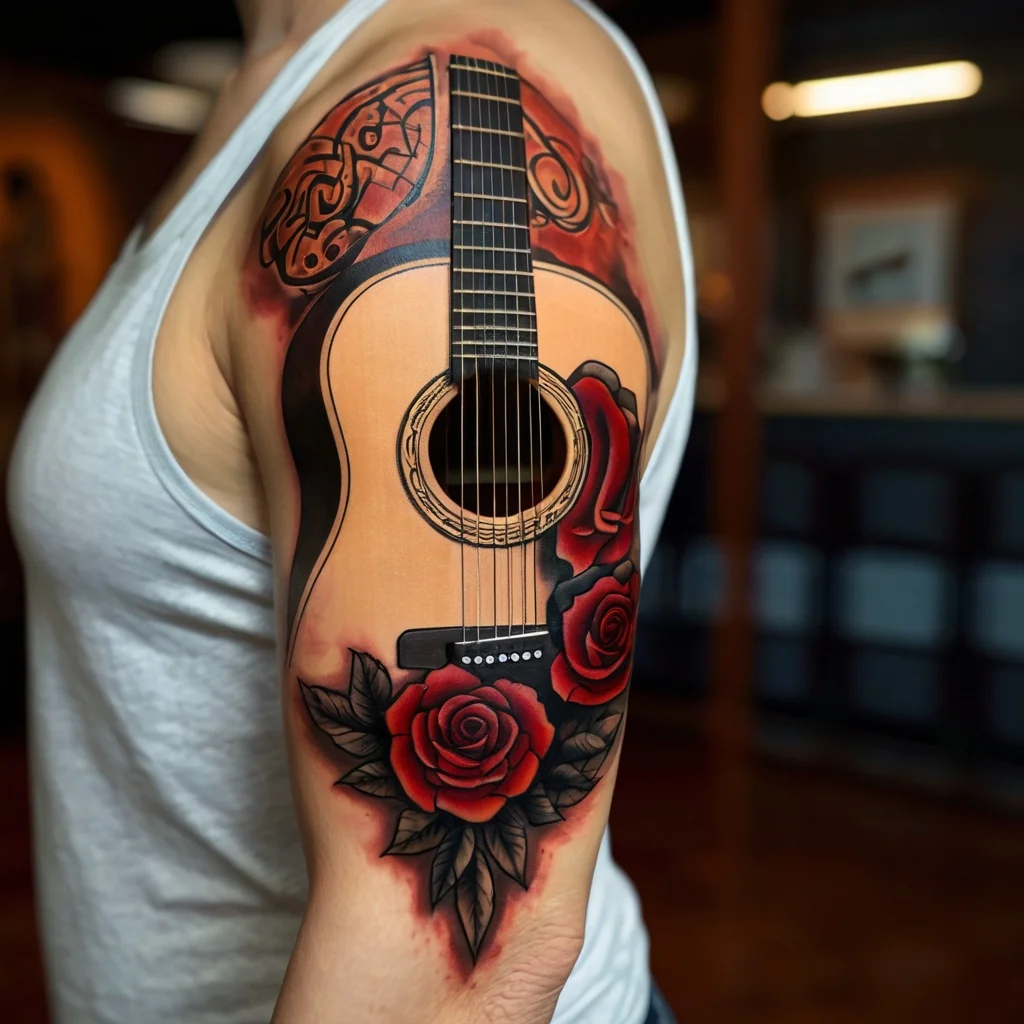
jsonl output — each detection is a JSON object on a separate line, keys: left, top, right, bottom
{"left": 232, "top": 13, "right": 686, "bottom": 1021}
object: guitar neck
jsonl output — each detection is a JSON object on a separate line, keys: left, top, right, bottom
{"left": 449, "top": 55, "right": 538, "bottom": 382}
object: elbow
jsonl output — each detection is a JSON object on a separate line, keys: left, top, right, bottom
{"left": 472, "top": 918, "right": 586, "bottom": 1024}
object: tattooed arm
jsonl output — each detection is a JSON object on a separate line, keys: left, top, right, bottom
{"left": 230, "top": 10, "right": 687, "bottom": 1022}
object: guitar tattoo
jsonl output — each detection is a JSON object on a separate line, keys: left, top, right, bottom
{"left": 250, "top": 45, "right": 656, "bottom": 964}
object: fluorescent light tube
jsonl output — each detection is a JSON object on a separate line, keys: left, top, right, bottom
{"left": 763, "top": 61, "right": 982, "bottom": 120}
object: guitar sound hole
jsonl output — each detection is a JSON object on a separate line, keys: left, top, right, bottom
{"left": 427, "top": 371, "right": 568, "bottom": 518}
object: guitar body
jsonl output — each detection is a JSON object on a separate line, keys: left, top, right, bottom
{"left": 289, "top": 257, "right": 649, "bottom": 685}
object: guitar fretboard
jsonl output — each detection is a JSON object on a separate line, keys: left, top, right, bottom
{"left": 449, "top": 55, "right": 537, "bottom": 380}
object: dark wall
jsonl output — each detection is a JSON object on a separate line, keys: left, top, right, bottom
{"left": 772, "top": 0, "right": 1024, "bottom": 384}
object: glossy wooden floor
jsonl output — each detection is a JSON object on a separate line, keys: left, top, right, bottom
{"left": 2, "top": 695, "right": 1023, "bottom": 1023}
{"left": 613, "top": 699, "right": 1024, "bottom": 1024}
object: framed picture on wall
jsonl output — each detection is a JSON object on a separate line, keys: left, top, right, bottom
{"left": 816, "top": 180, "right": 963, "bottom": 361}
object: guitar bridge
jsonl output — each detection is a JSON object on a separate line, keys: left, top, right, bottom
{"left": 398, "top": 626, "right": 551, "bottom": 672}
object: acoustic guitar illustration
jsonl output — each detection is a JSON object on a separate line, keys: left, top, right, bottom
{"left": 285, "top": 55, "right": 649, "bottom": 682}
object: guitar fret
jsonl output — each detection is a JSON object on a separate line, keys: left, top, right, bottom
{"left": 451, "top": 61, "right": 517, "bottom": 81}
{"left": 453, "top": 244, "right": 532, "bottom": 255}
{"left": 453, "top": 157, "right": 527, "bottom": 172}
{"left": 453, "top": 325, "right": 536, "bottom": 332}
{"left": 449, "top": 55, "right": 536, "bottom": 378}
{"left": 451, "top": 89, "right": 517, "bottom": 104}
{"left": 453, "top": 288, "right": 535, "bottom": 298}
{"left": 452, "top": 308, "right": 536, "bottom": 316}
{"left": 453, "top": 341, "right": 536, "bottom": 348}
{"left": 453, "top": 268, "right": 533, "bottom": 277}
{"left": 451, "top": 124, "right": 521, "bottom": 137}
{"left": 453, "top": 219, "right": 528, "bottom": 230}
{"left": 452, "top": 354, "right": 538, "bottom": 363}
{"left": 453, "top": 192, "right": 527, "bottom": 203}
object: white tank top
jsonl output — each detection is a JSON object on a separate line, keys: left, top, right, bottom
{"left": 8, "top": 3, "right": 697, "bottom": 1021}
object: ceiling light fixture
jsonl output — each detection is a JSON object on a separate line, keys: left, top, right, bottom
{"left": 762, "top": 60, "right": 982, "bottom": 120}
{"left": 106, "top": 78, "right": 212, "bottom": 134}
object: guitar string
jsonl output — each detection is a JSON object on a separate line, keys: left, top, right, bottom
{"left": 473, "top": 66, "right": 483, "bottom": 644}
{"left": 517, "top": 68, "right": 539, "bottom": 634}
{"left": 484, "top": 61, "right": 498, "bottom": 642}
{"left": 510, "top": 69, "right": 528, "bottom": 635}
{"left": 524, "top": 77, "right": 540, "bottom": 638}
{"left": 498, "top": 63, "right": 513, "bottom": 640}
{"left": 493, "top": 62, "right": 507, "bottom": 638}
{"left": 534, "top": 306, "right": 543, "bottom": 633}
{"left": 484, "top": 57, "right": 501, "bottom": 642}
{"left": 525, "top": 77, "right": 536, "bottom": 635}
{"left": 453, "top": 57, "right": 539, "bottom": 647}
{"left": 495, "top": 62, "right": 519, "bottom": 635}
{"left": 455, "top": 60, "right": 466, "bottom": 644}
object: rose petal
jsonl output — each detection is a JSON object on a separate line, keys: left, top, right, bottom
{"left": 420, "top": 664, "right": 480, "bottom": 708}
{"left": 569, "top": 671, "right": 622, "bottom": 704}
{"left": 436, "top": 759, "right": 509, "bottom": 789}
{"left": 451, "top": 731, "right": 491, "bottom": 755}
{"left": 585, "top": 632, "right": 629, "bottom": 673}
{"left": 562, "top": 576, "right": 635, "bottom": 681}
{"left": 597, "top": 617, "right": 629, "bottom": 650}
{"left": 550, "top": 652, "right": 631, "bottom": 706}
{"left": 475, "top": 711, "right": 520, "bottom": 774}
{"left": 550, "top": 653, "right": 578, "bottom": 703}
{"left": 591, "top": 597, "right": 631, "bottom": 647}
{"left": 411, "top": 712, "right": 437, "bottom": 768}
{"left": 385, "top": 683, "right": 426, "bottom": 736}
{"left": 435, "top": 750, "right": 490, "bottom": 776}
{"left": 585, "top": 637, "right": 618, "bottom": 662}
{"left": 505, "top": 732, "right": 530, "bottom": 769}
{"left": 389, "top": 735, "right": 436, "bottom": 811}
{"left": 556, "top": 377, "right": 635, "bottom": 572}
{"left": 426, "top": 707, "right": 442, "bottom": 746}
{"left": 451, "top": 714, "right": 491, "bottom": 748}
{"left": 432, "top": 702, "right": 501, "bottom": 767}
{"left": 559, "top": 677, "right": 628, "bottom": 705}
{"left": 492, "top": 679, "right": 555, "bottom": 757}
{"left": 431, "top": 743, "right": 489, "bottom": 769}
{"left": 578, "top": 379, "right": 632, "bottom": 532}
{"left": 449, "top": 702, "right": 499, "bottom": 746}
{"left": 435, "top": 693, "right": 483, "bottom": 734}
{"left": 466, "top": 685, "right": 511, "bottom": 710}
{"left": 495, "top": 750, "right": 539, "bottom": 799}
{"left": 596, "top": 522, "right": 634, "bottom": 570}
{"left": 436, "top": 790, "right": 506, "bottom": 823}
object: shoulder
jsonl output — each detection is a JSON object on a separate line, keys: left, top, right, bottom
{"left": 230, "top": 0, "right": 685, "bottom": 389}
{"left": 252, "top": 0, "right": 663, "bottom": 224}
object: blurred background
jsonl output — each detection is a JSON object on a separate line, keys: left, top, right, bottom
{"left": 1, "top": 0, "right": 1023, "bottom": 1020}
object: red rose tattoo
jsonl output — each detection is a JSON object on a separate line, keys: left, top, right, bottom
{"left": 386, "top": 664, "right": 555, "bottom": 823}
{"left": 551, "top": 561, "right": 639, "bottom": 705}
{"left": 556, "top": 363, "right": 641, "bottom": 575}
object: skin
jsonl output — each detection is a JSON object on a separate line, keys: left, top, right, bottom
{"left": 146, "top": 1, "right": 688, "bottom": 1021}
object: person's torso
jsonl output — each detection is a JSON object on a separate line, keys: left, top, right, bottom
{"left": 8, "top": 2, "right": 698, "bottom": 1021}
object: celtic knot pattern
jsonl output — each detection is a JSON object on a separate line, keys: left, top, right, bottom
{"left": 260, "top": 58, "right": 435, "bottom": 290}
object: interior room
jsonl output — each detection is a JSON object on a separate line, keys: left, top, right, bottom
{"left": 1, "top": 0, "right": 1022, "bottom": 1020}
